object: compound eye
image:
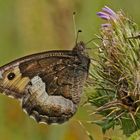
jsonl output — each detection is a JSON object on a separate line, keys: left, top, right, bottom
{"left": 7, "top": 72, "right": 16, "bottom": 80}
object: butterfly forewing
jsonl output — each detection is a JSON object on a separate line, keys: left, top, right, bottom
{"left": 0, "top": 41, "right": 90, "bottom": 124}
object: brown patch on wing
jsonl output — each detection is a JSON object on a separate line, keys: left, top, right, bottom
{"left": 19, "top": 55, "right": 88, "bottom": 104}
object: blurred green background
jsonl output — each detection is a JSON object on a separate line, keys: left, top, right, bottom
{"left": 0, "top": 0, "right": 140, "bottom": 140}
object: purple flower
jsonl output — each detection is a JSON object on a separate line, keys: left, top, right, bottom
{"left": 101, "top": 23, "right": 111, "bottom": 28}
{"left": 97, "top": 12, "right": 110, "bottom": 20}
{"left": 97, "top": 6, "right": 117, "bottom": 20}
{"left": 102, "top": 6, "right": 117, "bottom": 18}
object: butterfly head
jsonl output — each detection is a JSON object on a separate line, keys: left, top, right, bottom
{"left": 73, "top": 41, "right": 89, "bottom": 58}
{"left": 73, "top": 41, "right": 86, "bottom": 52}
{"left": 73, "top": 41, "right": 90, "bottom": 70}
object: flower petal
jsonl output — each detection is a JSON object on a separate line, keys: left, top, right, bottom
{"left": 97, "top": 12, "right": 110, "bottom": 20}
{"left": 102, "top": 6, "right": 117, "bottom": 18}
{"left": 101, "top": 23, "right": 111, "bottom": 27}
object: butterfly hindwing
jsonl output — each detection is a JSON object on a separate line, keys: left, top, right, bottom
{"left": 0, "top": 41, "right": 90, "bottom": 124}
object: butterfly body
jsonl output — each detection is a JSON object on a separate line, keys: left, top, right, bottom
{"left": 0, "top": 41, "right": 90, "bottom": 124}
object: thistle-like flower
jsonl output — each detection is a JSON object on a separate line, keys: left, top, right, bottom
{"left": 88, "top": 6, "right": 140, "bottom": 136}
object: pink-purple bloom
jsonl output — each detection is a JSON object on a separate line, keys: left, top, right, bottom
{"left": 97, "top": 12, "right": 111, "bottom": 20}
{"left": 97, "top": 6, "right": 117, "bottom": 20}
{"left": 97, "top": 6, "right": 118, "bottom": 28}
{"left": 101, "top": 23, "right": 111, "bottom": 28}
{"left": 102, "top": 6, "right": 117, "bottom": 18}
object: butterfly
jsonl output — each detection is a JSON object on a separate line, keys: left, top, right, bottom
{"left": 0, "top": 41, "right": 90, "bottom": 124}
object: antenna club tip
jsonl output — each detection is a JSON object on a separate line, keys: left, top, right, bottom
{"left": 78, "top": 29, "right": 82, "bottom": 33}
{"left": 73, "top": 12, "right": 76, "bottom": 15}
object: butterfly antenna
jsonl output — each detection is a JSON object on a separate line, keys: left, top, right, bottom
{"left": 73, "top": 12, "right": 77, "bottom": 39}
{"left": 73, "top": 12, "right": 82, "bottom": 45}
{"left": 75, "top": 29, "right": 82, "bottom": 45}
